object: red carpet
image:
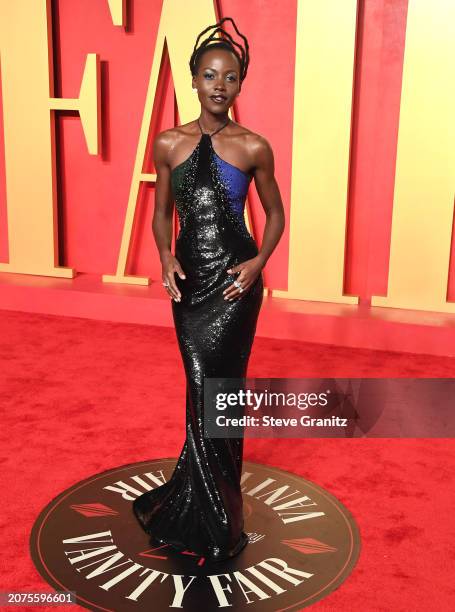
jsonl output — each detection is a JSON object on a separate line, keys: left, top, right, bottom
{"left": 1, "top": 309, "right": 454, "bottom": 611}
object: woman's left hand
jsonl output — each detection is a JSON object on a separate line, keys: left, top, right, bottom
{"left": 223, "top": 256, "right": 264, "bottom": 301}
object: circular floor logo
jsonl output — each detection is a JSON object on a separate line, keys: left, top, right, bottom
{"left": 30, "top": 460, "right": 361, "bottom": 610}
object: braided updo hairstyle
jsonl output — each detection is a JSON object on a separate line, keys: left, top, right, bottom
{"left": 189, "top": 17, "right": 250, "bottom": 91}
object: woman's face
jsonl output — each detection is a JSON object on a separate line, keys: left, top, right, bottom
{"left": 192, "top": 48, "right": 241, "bottom": 113}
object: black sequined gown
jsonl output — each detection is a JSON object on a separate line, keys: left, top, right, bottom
{"left": 132, "top": 120, "right": 263, "bottom": 561}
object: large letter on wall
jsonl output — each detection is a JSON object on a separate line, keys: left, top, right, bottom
{"left": 0, "top": 0, "right": 100, "bottom": 278}
{"left": 372, "top": 0, "right": 455, "bottom": 313}
{"left": 274, "top": 0, "right": 358, "bottom": 304}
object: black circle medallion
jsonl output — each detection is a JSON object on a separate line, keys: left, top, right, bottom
{"left": 30, "top": 460, "right": 361, "bottom": 610}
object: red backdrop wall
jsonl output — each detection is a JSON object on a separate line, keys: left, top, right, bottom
{"left": 0, "top": 0, "right": 421, "bottom": 299}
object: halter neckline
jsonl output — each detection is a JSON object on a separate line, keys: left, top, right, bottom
{"left": 197, "top": 118, "right": 230, "bottom": 137}
{"left": 170, "top": 117, "right": 252, "bottom": 179}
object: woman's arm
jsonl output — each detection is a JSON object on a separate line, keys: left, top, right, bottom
{"left": 152, "top": 132, "right": 185, "bottom": 302}
{"left": 250, "top": 135, "right": 286, "bottom": 267}
{"left": 224, "top": 135, "right": 285, "bottom": 300}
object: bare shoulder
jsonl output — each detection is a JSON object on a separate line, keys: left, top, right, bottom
{"left": 153, "top": 121, "right": 198, "bottom": 167}
{"left": 153, "top": 125, "right": 183, "bottom": 164}
{"left": 235, "top": 124, "right": 274, "bottom": 172}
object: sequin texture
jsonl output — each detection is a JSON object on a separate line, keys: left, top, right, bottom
{"left": 132, "top": 122, "right": 263, "bottom": 562}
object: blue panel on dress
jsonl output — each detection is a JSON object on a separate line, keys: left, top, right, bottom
{"left": 213, "top": 155, "right": 252, "bottom": 220}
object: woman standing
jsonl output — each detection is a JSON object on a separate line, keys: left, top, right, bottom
{"left": 133, "top": 17, "right": 285, "bottom": 562}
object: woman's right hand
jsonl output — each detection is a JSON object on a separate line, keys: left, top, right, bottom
{"left": 161, "top": 253, "right": 186, "bottom": 302}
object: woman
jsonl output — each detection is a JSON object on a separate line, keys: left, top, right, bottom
{"left": 132, "top": 17, "right": 285, "bottom": 562}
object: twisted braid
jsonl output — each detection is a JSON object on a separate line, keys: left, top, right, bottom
{"left": 189, "top": 17, "right": 250, "bottom": 84}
